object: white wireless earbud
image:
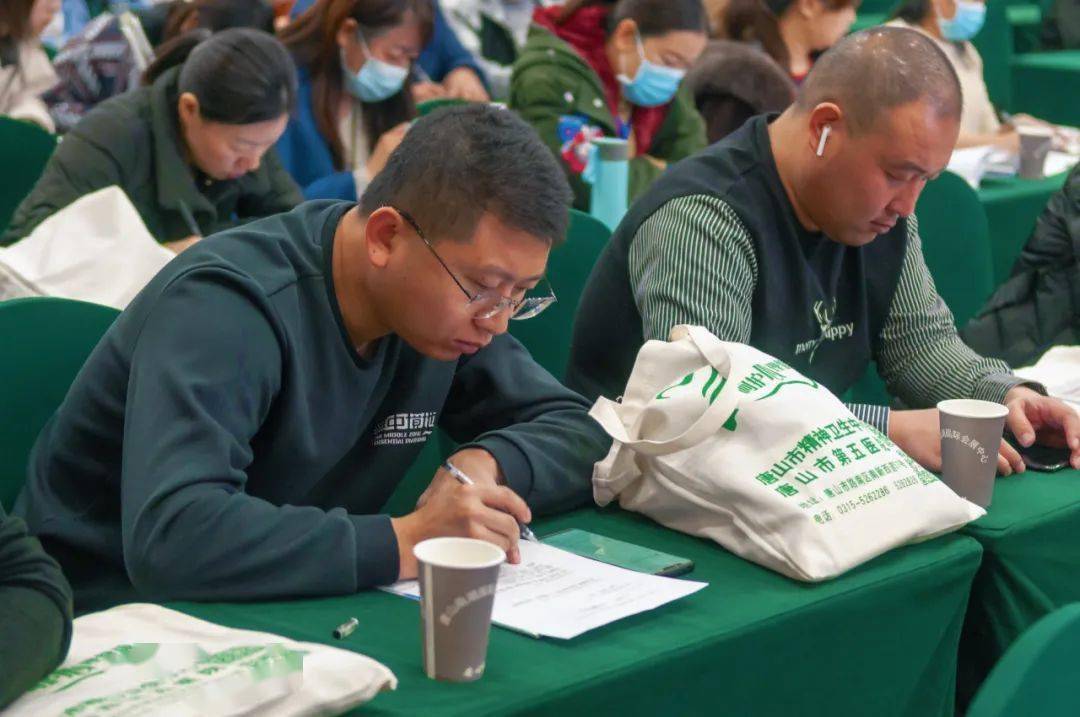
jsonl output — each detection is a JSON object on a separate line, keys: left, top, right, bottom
{"left": 816, "top": 125, "right": 832, "bottom": 157}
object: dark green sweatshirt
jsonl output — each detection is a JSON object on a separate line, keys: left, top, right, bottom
{"left": 0, "top": 506, "right": 73, "bottom": 709}
{"left": 2, "top": 65, "right": 302, "bottom": 246}
{"left": 15, "top": 200, "right": 609, "bottom": 612}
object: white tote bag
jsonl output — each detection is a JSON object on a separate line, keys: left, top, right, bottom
{"left": 590, "top": 325, "right": 985, "bottom": 582}
{"left": 3, "top": 604, "right": 396, "bottom": 717}
{"left": 0, "top": 186, "right": 174, "bottom": 309}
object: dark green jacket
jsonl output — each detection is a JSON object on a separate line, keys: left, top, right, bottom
{"left": 0, "top": 506, "right": 73, "bottom": 709}
{"left": 962, "top": 165, "right": 1080, "bottom": 366}
{"left": 2, "top": 66, "right": 302, "bottom": 246}
{"left": 508, "top": 26, "right": 706, "bottom": 211}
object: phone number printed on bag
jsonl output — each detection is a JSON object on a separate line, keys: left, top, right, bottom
{"left": 756, "top": 418, "right": 939, "bottom": 523}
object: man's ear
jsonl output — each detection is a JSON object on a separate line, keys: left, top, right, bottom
{"left": 807, "top": 102, "right": 843, "bottom": 158}
{"left": 363, "top": 207, "right": 404, "bottom": 269}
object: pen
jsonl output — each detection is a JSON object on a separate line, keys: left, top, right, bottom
{"left": 177, "top": 200, "right": 202, "bottom": 238}
{"left": 333, "top": 617, "right": 359, "bottom": 639}
{"left": 442, "top": 460, "right": 538, "bottom": 543}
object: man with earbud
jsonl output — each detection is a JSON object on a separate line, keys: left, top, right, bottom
{"left": 567, "top": 26, "right": 1080, "bottom": 476}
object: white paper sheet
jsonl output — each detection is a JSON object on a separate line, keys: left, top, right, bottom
{"left": 1015, "top": 346, "right": 1080, "bottom": 410}
{"left": 1044, "top": 150, "right": 1079, "bottom": 178}
{"left": 383, "top": 541, "right": 707, "bottom": 640}
{"left": 947, "top": 146, "right": 996, "bottom": 188}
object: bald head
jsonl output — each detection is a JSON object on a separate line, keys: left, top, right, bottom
{"left": 795, "top": 26, "right": 962, "bottom": 133}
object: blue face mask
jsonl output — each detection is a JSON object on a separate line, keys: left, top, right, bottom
{"left": 616, "top": 32, "right": 686, "bottom": 108}
{"left": 342, "top": 32, "right": 409, "bottom": 103}
{"left": 938, "top": 0, "right": 986, "bottom": 41}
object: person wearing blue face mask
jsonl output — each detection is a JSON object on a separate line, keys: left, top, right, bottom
{"left": 510, "top": 0, "right": 708, "bottom": 211}
{"left": 889, "top": 0, "right": 1045, "bottom": 152}
{"left": 276, "top": 0, "right": 432, "bottom": 201}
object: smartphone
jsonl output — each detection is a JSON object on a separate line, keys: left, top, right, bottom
{"left": 1005, "top": 432, "right": 1070, "bottom": 472}
{"left": 542, "top": 528, "right": 695, "bottom": 577}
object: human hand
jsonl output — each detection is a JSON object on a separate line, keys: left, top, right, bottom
{"left": 442, "top": 67, "right": 490, "bottom": 102}
{"left": 1003, "top": 386, "right": 1080, "bottom": 469}
{"left": 365, "top": 122, "right": 411, "bottom": 180}
{"left": 163, "top": 235, "right": 201, "bottom": 254}
{"left": 412, "top": 81, "right": 448, "bottom": 103}
{"left": 394, "top": 449, "right": 529, "bottom": 579}
{"left": 889, "top": 407, "right": 1027, "bottom": 476}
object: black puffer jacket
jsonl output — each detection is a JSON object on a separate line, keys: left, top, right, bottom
{"left": 961, "top": 165, "right": 1080, "bottom": 366}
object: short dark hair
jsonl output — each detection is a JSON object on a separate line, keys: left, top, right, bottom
{"left": 794, "top": 26, "right": 962, "bottom": 133}
{"left": 146, "top": 28, "right": 298, "bottom": 125}
{"left": 360, "top": 105, "right": 573, "bottom": 246}
{"left": 163, "top": 0, "right": 276, "bottom": 42}
{"left": 892, "top": 0, "right": 933, "bottom": 25}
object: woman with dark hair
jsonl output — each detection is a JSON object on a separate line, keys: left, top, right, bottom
{"left": 43, "top": 0, "right": 275, "bottom": 133}
{"left": 510, "top": 0, "right": 709, "bottom": 210}
{"left": 723, "top": 0, "right": 858, "bottom": 83}
{"left": 277, "top": 0, "right": 433, "bottom": 200}
{"left": 290, "top": 0, "right": 490, "bottom": 104}
{"left": 887, "top": 0, "right": 1021, "bottom": 150}
{"left": 0, "top": 0, "right": 62, "bottom": 131}
{"left": 3, "top": 28, "right": 303, "bottom": 252}
{"left": 684, "top": 39, "right": 796, "bottom": 143}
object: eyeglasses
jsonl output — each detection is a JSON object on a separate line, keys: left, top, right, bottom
{"left": 394, "top": 208, "right": 557, "bottom": 321}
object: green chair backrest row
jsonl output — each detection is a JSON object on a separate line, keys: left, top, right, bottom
{"left": 974, "top": 0, "right": 1017, "bottom": 110}
{"left": 0, "top": 117, "right": 58, "bottom": 235}
{"left": 968, "top": 603, "right": 1080, "bottom": 717}
{"left": 0, "top": 297, "right": 119, "bottom": 510}
{"left": 509, "top": 209, "right": 611, "bottom": 381}
{"left": 917, "top": 170, "right": 996, "bottom": 328}
{"left": 416, "top": 98, "right": 471, "bottom": 117}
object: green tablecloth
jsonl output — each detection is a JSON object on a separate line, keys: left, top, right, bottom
{"left": 978, "top": 171, "right": 1069, "bottom": 283}
{"left": 958, "top": 467, "right": 1080, "bottom": 706}
{"left": 1011, "top": 51, "right": 1080, "bottom": 125}
{"left": 174, "top": 508, "right": 982, "bottom": 716}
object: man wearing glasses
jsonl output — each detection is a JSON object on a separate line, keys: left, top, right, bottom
{"left": 15, "top": 105, "right": 609, "bottom": 611}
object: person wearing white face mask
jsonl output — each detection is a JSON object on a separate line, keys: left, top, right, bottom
{"left": 510, "top": 0, "right": 709, "bottom": 210}
{"left": 277, "top": 0, "right": 431, "bottom": 201}
{"left": 888, "top": 0, "right": 1035, "bottom": 151}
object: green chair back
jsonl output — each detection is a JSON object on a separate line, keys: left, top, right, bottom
{"left": 416, "top": 98, "right": 471, "bottom": 116}
{"left": 0, "top": 297, "right": 119, "bottom": 510}
{"left": 855, "top": 0, "right": 899, "bottom": 15}
{"left": 0, "top": 117, "right": 57, "bottom": 235}
{"left": 973, "top": 0, "right": 1016, "bottom": 110}
{"left": 915, "top": 170, "right": 996, "bottom": 327}
{"left": 968, "top": 603, "right": 1080, "bottom": 717}
{"left": 509, "top": 209, "right": 611, "bottom": 380}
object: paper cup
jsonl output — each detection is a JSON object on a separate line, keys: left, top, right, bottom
{"left": 938, "top": 399, "right": 1009, "bottom": 507}
{"left": 1018, "top": 126, "right": 1054, "bottom": 179}
{"left": 415, "top": 537, "right": 504, "bottom": 682}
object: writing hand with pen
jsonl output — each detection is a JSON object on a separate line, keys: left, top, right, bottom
{"left": 391, "top": 447, "right": 535, "bottom": 580}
